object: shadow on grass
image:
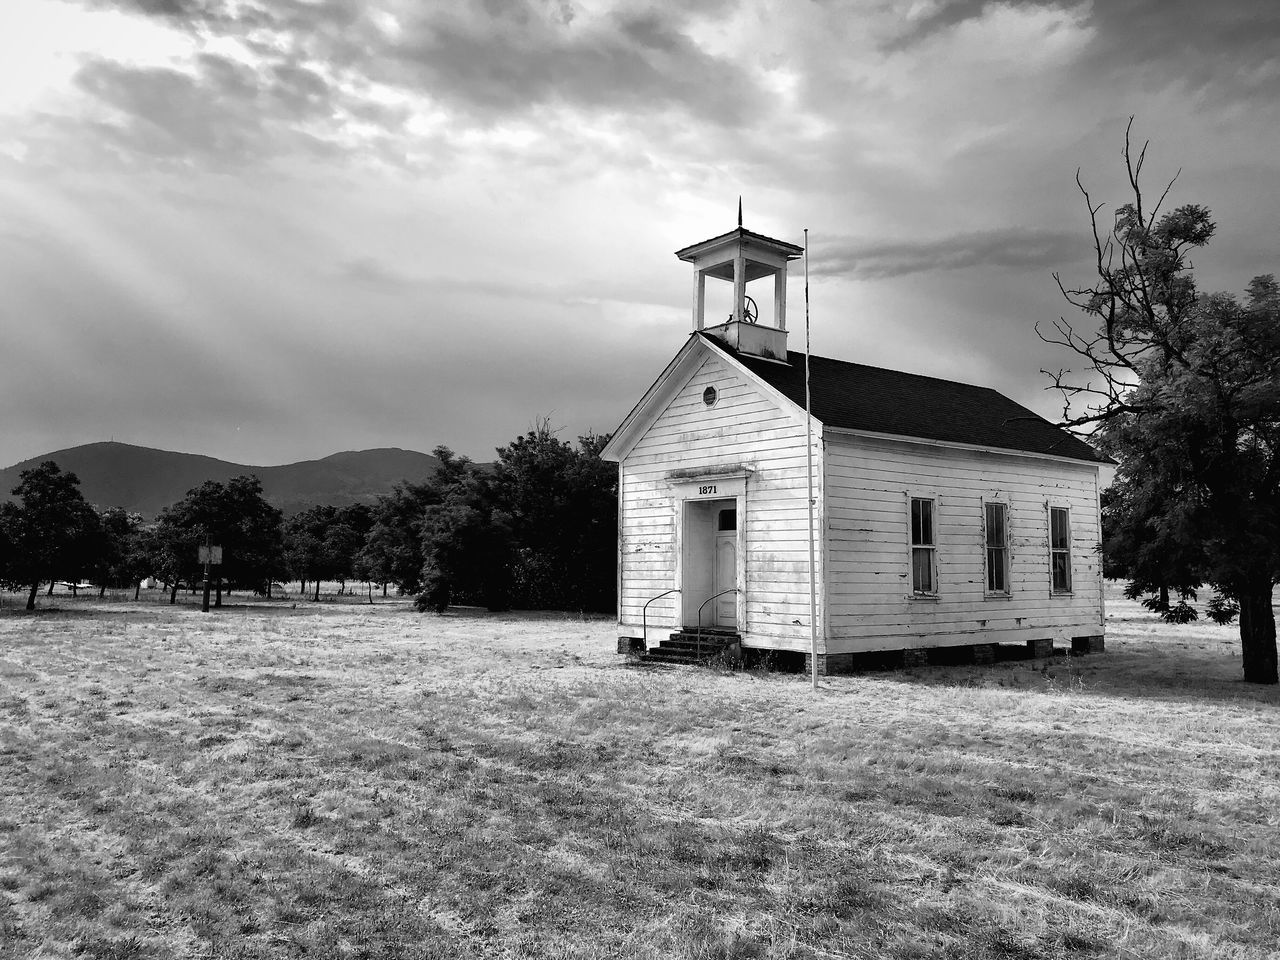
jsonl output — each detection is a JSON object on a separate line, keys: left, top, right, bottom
{"left": 854, "top": 644, "right": 1280, "bottom": 708}
{"left": 423, "top": 605, "right": 614, "bottom": 623}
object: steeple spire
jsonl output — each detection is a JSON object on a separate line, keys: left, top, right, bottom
{"left": 737, "top": 196, "right": 743, "bottom": 228}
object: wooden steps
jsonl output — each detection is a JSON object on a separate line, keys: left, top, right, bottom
{"left": 639, "top": 629, "right": 741, "bottom": 666}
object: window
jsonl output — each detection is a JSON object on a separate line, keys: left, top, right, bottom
{"left": 1049, "top": 506, "right": 1072, "bottom": 593}
{"left": 910, "top": 497, "right": 936, "bottom": 595}
{"left": 985, "top": 502, "right": 1009, "bottom": 594}
{"left": 703, "top": 386, "right": 717, "bottom": 407}
{"left": 718, "top": 507, "right": 736, "bottom": 531}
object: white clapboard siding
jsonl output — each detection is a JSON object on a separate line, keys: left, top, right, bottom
{"left": 823, "top": 434, "right": 1103, "bottom": 653}
{"left": 618, "top": 353, "right": 819, "bottom": 650}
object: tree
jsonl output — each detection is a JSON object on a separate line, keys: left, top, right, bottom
{"left": 153, "top": 476, "right": 284, "bottom": 604}
{"left": 284, "top": 506, "right": 336, "bottom": 601}
{"left": 413, "top": 447, "right": 512, "bottom": 613}
{"left": 1042, "top": 121, "right": 1280, "bottom": 684}
{"left": 91, "top": 507, "right": 146, "bottom": 597}
{"left": 0, "top": 461, "right": 103, "bottom": 610}
{"left": 325, "top": 504, "right": 373, "bottom": 594}
{"left": 356, "top": 481, "right": 438, "bottom": 596}
{"left": 488, "top": 424, "right": 616, "bottom": 612}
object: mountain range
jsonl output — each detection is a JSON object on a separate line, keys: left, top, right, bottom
{"left": 0, "top": 442, "right": 442, "bottom": 518}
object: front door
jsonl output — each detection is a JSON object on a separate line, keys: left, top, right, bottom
{"left": 713, "top": 506, "right": 737, "bottom": 628}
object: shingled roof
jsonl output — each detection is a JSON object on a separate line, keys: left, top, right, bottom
{"left": 701, "top": 334, "right": 1107, "bottom": 464}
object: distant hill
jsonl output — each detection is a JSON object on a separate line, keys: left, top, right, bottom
{"left": 0, "top": 442, "right": 443, "bottom": 518}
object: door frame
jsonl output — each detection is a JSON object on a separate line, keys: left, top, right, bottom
{"left": 669, "top": 472, "right": 748, "bottom": 633}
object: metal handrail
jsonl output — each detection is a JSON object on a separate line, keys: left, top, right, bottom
{"left": 642, "top": 588, "right": 680, "bottom": 651}
{"left": 695, "top": 588, "right": 739, "bottom": 661}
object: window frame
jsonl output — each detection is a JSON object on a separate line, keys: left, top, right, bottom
{"left": 983, "top": 499, "right": 1011, "bottom": 597}
{"left": 908, "top": 495, "right": 939, "bottom": 598}
{"left": 1048, "top": 504, "right": 1073, "bottom": 594}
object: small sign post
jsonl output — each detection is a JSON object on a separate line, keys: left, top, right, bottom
{"left": 198, "top": 545, "right": 223, "bottom": 613}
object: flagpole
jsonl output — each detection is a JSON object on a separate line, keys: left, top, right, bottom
{"left": 805, "top": 228, "right": 818, "bottom": 691}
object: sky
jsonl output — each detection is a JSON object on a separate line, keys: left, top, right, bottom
{"left": 1, "top": 0, "right": 1278, "bottom": 469}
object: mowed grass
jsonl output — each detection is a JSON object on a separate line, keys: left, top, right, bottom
{"left": 0, "top": 587, "right": 1278, "bottom": 959}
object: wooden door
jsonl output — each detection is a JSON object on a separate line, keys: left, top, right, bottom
{"left": 714, "top": 507, "right": 737, "bottom": 628}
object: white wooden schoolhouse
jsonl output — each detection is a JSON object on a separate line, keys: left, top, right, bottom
{"left": 600, "top": 220, "right": 1109, "bottom": 673}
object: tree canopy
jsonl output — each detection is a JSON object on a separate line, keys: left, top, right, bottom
{"left": 0, "top": 461, "right": 102, "bottom": 610}
{"left": 153, "top": 476, "right": 284, "bottom": 601}
{"left": 1043, "top": 122, "right": 1280, "bottom": 683}
{"left": 411, "top": 430, "right": 616, "bottom": 615}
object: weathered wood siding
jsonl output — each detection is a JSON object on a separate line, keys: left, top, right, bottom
{"left": 618, "top": 353, "right": 819, "bottom": 650}
{"left": 823, "top": 434, "right": 1103, "bottom": 651}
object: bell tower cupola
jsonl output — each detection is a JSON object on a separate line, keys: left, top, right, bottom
{"left": 675, "top": 202, "right": 804, "bottom": 363}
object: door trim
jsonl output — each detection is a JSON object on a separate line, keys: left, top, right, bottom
{"left": 674, "top": 489, "right": 746, "bottom": 634}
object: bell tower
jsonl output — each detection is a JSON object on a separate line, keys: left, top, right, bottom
{"left": 675, "top": 203, "right": 804, "bottom": 362}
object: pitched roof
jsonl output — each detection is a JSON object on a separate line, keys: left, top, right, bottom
{"left": 701, "top": 334, "right": 1108, "bottom": 464}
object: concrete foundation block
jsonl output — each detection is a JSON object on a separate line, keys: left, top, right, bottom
{"left": 971, "top": 643, "right": 996, "bottom": 665}
{"left": 804, "top": 653, "right": 854, "bottom": 676}
{"left": 1027, "top": 638, "right": 1054, "bottom": 659}
{"left": 617, "top": 636, "right": 646, "bottom": 655}
{"left": 901, "top": 648, "right": 929, "bottom": 668}
{"left": 1072, "top": 635, "right": 1105, "bottom": 655}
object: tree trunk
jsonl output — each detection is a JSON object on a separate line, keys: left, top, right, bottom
{"left": 314, "top": 579, "right": 320, "bottom": 602}
{"left": 26, "top": 582, "right": 38, "bottom": 611}
{"left": 1238, "top": 586, "right": 1278, "bottom": 684}
{"left": 47, "top": 581, "right": 55, "bottom": 596}
{"left": 99, "top": 584, "right": 106, "bottom": 598}
{"left": 170, "top": 581, "right": 180, "bottom": 605}
{"left": 134, "top": 580, "right": 141, "bottom": 601}
{"left": 215, "top": 577, "right": 222, "bottom": 608}
{"left": 382, "top": 582, "right": 388, "bottom": 598}
{"left": 299, "top": 578, "right": 306, "bottom": 597}
{"left": 1158, "top": 585, "right": 1169, "bottom": 610}
{"left": 266, "top": 581, "right": 272, "bottom": 599}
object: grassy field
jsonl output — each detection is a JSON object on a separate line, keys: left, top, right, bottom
{"left": 1, "top": 586, "right": 1277, "bottom": 959}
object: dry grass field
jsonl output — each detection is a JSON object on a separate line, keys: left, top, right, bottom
{"left": 1, "top": 585, "right": 1278, "bottom": 959}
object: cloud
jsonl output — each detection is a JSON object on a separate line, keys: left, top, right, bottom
{"left": 74, "top": 1, "right": 765, "bottom": 122}
{"left": 811, "top": 227, "right": 1083, "bottom": 280}
{"left": 886, "top": 0, "right": 1280, "bottom": 103}
{"left": 54, "top": 0, "right": 771, "bottom": 176}
{"left": 380, "top": 5, "right": 762, "bottom": 124}
{"left": 74, "top": 58, "right": 265, "bottom": 162}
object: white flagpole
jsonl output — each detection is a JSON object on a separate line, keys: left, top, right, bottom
{"left": 805, "top": 229, "right": 818, "bottom": 691}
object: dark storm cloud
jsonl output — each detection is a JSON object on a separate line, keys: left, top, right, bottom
{"left": 74, "top": 59, "right": 266, "bottom": 162}
{"left": 73, "top": 1, "right": 763, "bottom": 132}
{"left": 1086, "top": 0, "right": 1280, "bottom": 100}
{"left": 888, "top": 0, "right": 1280, "bottom": 101}
{"left": 71, "top": 46, "right": 364, "bottom": 165}
{"left": 812, "top": 227, "right": 1082, "bottom": 280}
{"left": 380, "top": 5, "right": 761, "bottom": 124}
{"left": 880, "top": 0, "right": 1006, "bottom": 49}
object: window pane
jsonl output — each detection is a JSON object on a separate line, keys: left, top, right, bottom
{"left": 912, "top": 547, "right": 934, "bottom": 593}
{"left": 1050, "top": 507, "right": 1070, "bottom": 549}
{"left": 718, "top": 508, "right": 736, "bottom": 532}
{"left": 987, "top": 548, "right": 1006, "bottom": 592}
{"left": 912, "top": 498, "right": 934, "bottom": 546}
{"left": 985, "top": 503, "right": 1006, "bottom": 548}
{"left": 1051, "top": 551, "right": 1071, "bottom": 592}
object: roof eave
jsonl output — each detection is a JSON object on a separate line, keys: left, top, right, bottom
{"left": 674, "top": 227, "right": 804, "bottom": 262}
{"left": 821, "top": 425, "right": 1110, "bottom": 467}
